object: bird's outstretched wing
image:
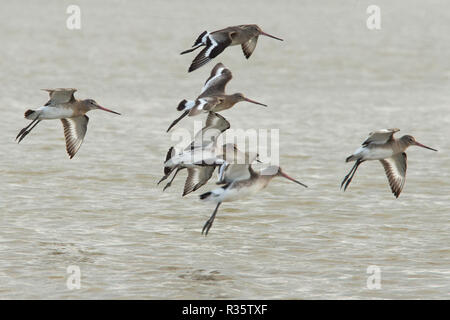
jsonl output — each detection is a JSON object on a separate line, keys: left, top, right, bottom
{"left": 183, "top": 166, "right": 216, "bottom": 196}
{"left": 42, "top": 88, "right": 77, "bottom": 105}
{"left": 241, "top": 36, "right": 259, "bottom": 59}
{"left": 205, "top": 111, "right": 230, "bottom": 132}
{"left": 379, "top": 152, "right": 407, "bottom": 198}
{"left": 188, "top": 33, "right": 232, "bottom": 72}
{"left": 61, "top": 115, "right": 89, "bottom": 159}
{"left": 199, "top": 63, "right": 233, "bottom": 96}
{"left": 186, "top": 112, "right": 230, "bottom": 150}
{"left": 363, "top": 128, "right": 400, "bottom": 146}
{"left": 216, "top": 147, "right": 259, "bottom": 184}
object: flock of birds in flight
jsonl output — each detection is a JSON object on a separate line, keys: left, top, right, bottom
{"left": 16, "top": 24, "right": 438, "bottom": 236}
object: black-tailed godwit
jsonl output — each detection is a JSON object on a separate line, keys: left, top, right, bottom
{"left": 341, "top": 128, "right": 437, "bottom": 197}
{"left": 16, "top": 88, "right": 120, "bottom": 159}
{"left": 167, "top": 63, "right": 266, "bottom": 132}
{"left": 181, "top": 24, "right": 283, "bottom": 72}
{"left": 199, "top": 165, "right": 307, "bottom": 235}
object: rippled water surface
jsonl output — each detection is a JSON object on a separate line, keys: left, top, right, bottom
{"left": 0, "top": 0, "right": 449, "bottom": 299}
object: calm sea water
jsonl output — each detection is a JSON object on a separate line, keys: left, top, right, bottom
{"left": 0, "top": 0, "right": 449, "bottom": 299}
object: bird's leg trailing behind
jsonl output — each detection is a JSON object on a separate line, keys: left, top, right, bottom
{"left": 167, "top": 110, "right": 189, "bottom": 132}
{"left": 202, "top": 202, "right": 221, "bottom": 236}
{"left": 341, "top": 159, "right": 364, "bottom": 191}
{"left": 157, "top": 168, "right": 173, "bottom": 185}
{"left": 16, "top": 118, "right": 42, "bottom": 143}
{"left": 16, "top": 118, "right": 38, "bottom": 140}
{"left": 166, "top": 98, "right": 196, "bottom": 132}
{"left": 180, "top": 45, "right": 203, "bottom": 55}
{"left": 158, "top": 147, "right": 176, "bottom": 185}
{"left": 180, "top": 31, "right": 208, "bottom": 55}
{"left": 163, "top": 167, "right": 184, "bottom": 191}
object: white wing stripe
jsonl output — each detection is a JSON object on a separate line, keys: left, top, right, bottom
{"left": 205, "top": 35, "right": 218, "bottom": 57}
{"left": 201, "top": 32, "right": 209, "bottom": 44}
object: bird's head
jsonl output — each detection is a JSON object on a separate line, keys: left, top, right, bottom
{"left": 401, "top": 135, "right": 437, "bottom": 151}
{"left": 248, "top": 25, "right": 284, "bottom": 41}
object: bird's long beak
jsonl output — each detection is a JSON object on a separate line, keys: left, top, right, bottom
{"left": 279, "top": 170, "right": 308, "bottom": 188}
{"left": 415, "top": 141, "right": 437, "bottom": 151}
{"left": 260, "top": 31, "right": 284, "bottom": 41}
{"left": 96, "top": 104, "right": 121, "bottom": 115}
{"left": 244, "top": 97, "right": 267, "bottom": 107}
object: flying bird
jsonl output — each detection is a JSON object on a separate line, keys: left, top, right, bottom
{"left": 216, "top": 148, "right": 260, "bottom": 185}
{"left": 184, "top": 143, "right": 259, "bottom": 197}
{"left": 199, "top": 165, "right": 307, "bottom": 236}
{"left": 167, "top": 63, "right": 266, "bottom": 132}
{"left": 159, "top": 112, "right": 230, "bottom": 195}
{"left": 16, "top": 88, "right": 120, "bottom": 159}
{"left": 341, "top": 128, "right": 437, "bottom": 197}
{"left": 181, "top": 24, "right": 283, "bottom": 72}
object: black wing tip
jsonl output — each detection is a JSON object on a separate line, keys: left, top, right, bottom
{"left": 199, "top": 192, "right": 212, "bottom": 200}
{"left": 188, "top": 50, "right": 211, "bottom": 72}
{"left": 188, "top": 64, "right": 199, "bottom": 72}
{"left": 189, "top": 61, "right": 209, "bottom": 72}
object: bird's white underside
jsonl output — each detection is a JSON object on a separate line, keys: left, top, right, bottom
{"left": 36, "top": 106, "right": 74, "bottom": 120}
{"left": 352, "top": 146, "right": 395, "bottom": 161}
{"left": 205, "top": 180, "right": 266, "bottom": 203}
